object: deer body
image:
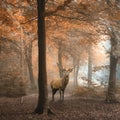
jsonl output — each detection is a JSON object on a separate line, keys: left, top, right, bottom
{"left": 50, "top": 68, "right": 72, "bottom": 101}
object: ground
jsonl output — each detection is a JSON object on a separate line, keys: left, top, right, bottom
{"left": 0, "top": 94, "right": 120, "bottom": 120}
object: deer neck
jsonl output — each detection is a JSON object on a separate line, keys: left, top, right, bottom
{"left": 61, "top": 75, "right": 69, "bottom": 89}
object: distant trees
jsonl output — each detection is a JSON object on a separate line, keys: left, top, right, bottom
{"left": 73, "top": 57, "right": 79, "bottom": 87}
{"left": 0, "top": 0, "right": 37, "bottom": 92}
{"left": 24, "top": 40, "right": 36, "bottom": 90}
{"left": 87, "top": 43, "right": 93, "bottom": 87}
{"left": 0, "top": 37, "right": 26, "bottom": 96}
{"left": 57, "top": 41, "right": 64, "bottom": 78}
{"left": 78, "top": 0, "right": 120, "bottom": 102}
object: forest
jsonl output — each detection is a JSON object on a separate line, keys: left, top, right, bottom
{"left": 0, "top": 0, "right": 120, "bottom": 120}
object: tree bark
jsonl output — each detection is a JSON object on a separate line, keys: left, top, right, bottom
{"left": 25, "top": 43, "right": 36, "bottom": 90}
{"left": 106, "top": 53, "right": 118, "bottom": 102}
{"left": 105, "top": 25, "right": 118, "bottom": 102}
{"left": 88, "top": 43, "right": 93, "bottom": 87}
{"left": 73, "top": 58, "right": 79, "bottom": 87}
{"left": 34, "top": 0, "right": 47, "bottom": 114}
{"left": 57, "top": 41, "right": 64, "bottom": 78}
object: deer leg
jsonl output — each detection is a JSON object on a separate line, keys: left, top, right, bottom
{"left": 62, "top": 90, "right": 64, "bottom": 101}
{"left": 52, "top": 89, "right": 57, "bottom": 101}
{"left": 59, "top": 89, "right": 62, "bottom": 100}
{"left": 52, "top": 90, "right": 54, "bottom": 101}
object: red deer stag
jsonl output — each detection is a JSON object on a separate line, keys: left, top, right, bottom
{"left": 50, "top": 68, "right": 73, "bottom": 101}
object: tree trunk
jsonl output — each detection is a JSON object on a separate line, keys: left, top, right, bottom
{"left": 34, "top": 0, "right": 47, "bottom": 114}
{"left": 73, "top": 58, "right": 79, "bottom": 87}
{"left": 106, "top": 53, "right": 118, "bottom": 102}
{"left": 27, "top": 58, "right": 36, "bottom": 89}
{"left": 88, "top": 43, "right": 93, "bottom": 87}
{"left": 25, "top": 43, "right": 36, "bottom": 90}
{"left": 57, "top": 41, "right": 63, "bottom": 78}
{"left": 105, "top": 26, "right": 118, "bottom": 102}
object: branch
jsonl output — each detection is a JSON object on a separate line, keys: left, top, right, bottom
{"left": 45, "top": 0, "right": 73, "bottom": 16}
{"left": 52, "top": 13, "right": 88, "bottom": 22}
{"left": 24, "top": 0, "right": 106, "bottom": 24}
{"left": 0, "top": 37, "right": 20, "bottom": 49}
{"left": 21, "top": 0, "right": 73, "bottom": 24}
{"left": 21, "top": 17, "right": 37, "bottom": 24}
{"left": 0, "top": 37, "right": 21, "bottom": 54}
{"left": 21, "top": 12, "right": 87, "bottom": 25}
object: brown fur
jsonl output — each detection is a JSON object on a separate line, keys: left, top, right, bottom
{"left": 50, "top": 68, "right": 73, "bottom": 101}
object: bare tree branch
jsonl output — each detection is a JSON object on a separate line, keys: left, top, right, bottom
{"left": 45, "top": 0, "right": 73, "bottom": 16}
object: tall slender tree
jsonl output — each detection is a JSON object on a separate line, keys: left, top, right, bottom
{"left": 25, "top": 42, "right": 36, "bottom": 90}
{"left": 73, "top": 58, "right": 79, "bottom": 87}
{"left": 57, "top": 41, "right": 64, "bottom": 78}
{"left": 87, "top": 43, "right": 93, "bottom": 87}
{"left": 34, "top": 0, "right": 47, "bottom": 114}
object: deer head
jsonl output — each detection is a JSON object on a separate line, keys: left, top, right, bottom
{"left": 62, "top": 68, "right": 73, "bottom": 76}
{"left": 61, "top": 68, "right": 73, "bottom": 88}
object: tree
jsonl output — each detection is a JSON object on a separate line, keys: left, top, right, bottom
{"left": 105, "top": 0, "right": 120, "bottom": 102}
{"left": 34, "top": 0, "right": 48, "bottom": 114}
{"left": 0, "top": 1, "right": 37, "bottom": 92}
{"left": 24, "top": 41, "right": 36, "bottom": 90}
{"left": 106, "top": 27, "right": 119, "bottom": 102}
{"left": 57, "top": 41, "right": 64, "bottom": 78}
{"left": 73, "top": 57, "right": 79, "bottom": 87}
{"left": 87, "top": 43, "right": 93, "bottom": 87}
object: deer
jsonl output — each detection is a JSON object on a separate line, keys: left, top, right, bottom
{"left": 50, "top": 68, "right": 73, "bottom": 101}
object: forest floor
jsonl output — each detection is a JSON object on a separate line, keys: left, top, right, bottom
{"left": 0, "top": 94, "right": 120, "bottom": 120}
